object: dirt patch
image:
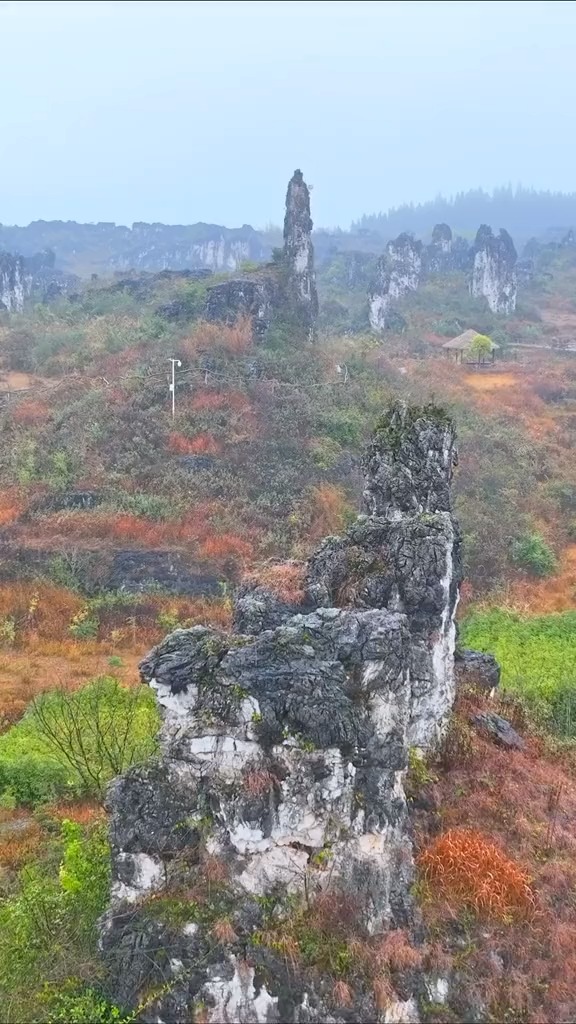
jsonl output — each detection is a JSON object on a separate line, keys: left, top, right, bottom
{"left": 463, "top": 371, "right": 519, "bottom": 391}
{"left": 0, "top": 372, "right": 35, "bottom": 392}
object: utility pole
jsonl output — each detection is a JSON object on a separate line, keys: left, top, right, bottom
{"left": 169, "top": 359, "right": 182, "bottom": 419}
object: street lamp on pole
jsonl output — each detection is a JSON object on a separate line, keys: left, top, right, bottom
{"left": 169, "top": 359, "right": 182, "bottom": 420}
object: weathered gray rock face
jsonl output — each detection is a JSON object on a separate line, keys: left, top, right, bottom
{"left": 425, "top": 223, "right": 453, "bottom": 273}
{"left": 283, "top": 169, "right": 319, "bottom": 340}
{"left": 455, "top": 649, "right": 500, "bottom": 694}
{"left": 101, "top": 404, "right": 461, "bottom": 1022}
{"left": 114, "top": 223, "right": 267, "bottom": 273}
{"left": 308, "top": 403, "right": 461, "bottom": 748}
{"left": 0, "top": 253, "right": 28, "bottom": 312}
{"left": 423, "top": 224, "right": 472, "bottom": 275}
{"left": 470, "top": 225, "right": 517, "bottom": 313}
{"left": 204, "top": 272, "right": 281, "bottom": 338}
{"left": 0, "top": 221, "right": 269, "bottom": 276}
{"left": 206, "top": 169, "right": 318, "bottom": 342}
{"left": 0, "top": 250, "right": 76, "bottom": 312}
{"left": 369, "top": 233, "right": 423, "bottom": 331}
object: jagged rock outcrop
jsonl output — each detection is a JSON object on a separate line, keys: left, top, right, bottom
{"left": 282, "top": 169, "right": 319, "bottom": 340}
{"left": 0, "top": 249, "right": 76, "bottom": 312}
{"left": 205, "top": 273, "right": 282, "bottom": 339}
{"left": 0, "top": 253, "right": 28, "bottom": 312}
{"left": 367, "top": 222, "right": 520, "bottom": 332}
{"left": 470, "top": 225, "right": 517, "bottom": 314}
{"left": 206, "top": 170, "right": 318, "bottom": 342}
{"left": 101, "top": 403, "right": 461, "bottom": 1023}
{"left": 369, "top": 234, "right": 422, "bottom": 331}
{"left": 455, "top": 649, "right": 500, "bottom": 693}
{"left": 116, "top": 223, "right": 266, "bottom": 273}
{"left": 425, "top": 223, "right": 453, "bottom": 273}
{"left": 0, "top": 222, "right": 268, "bottom": 276}
{"left": 423, "top": 225, "right": 472, "bottom": 276}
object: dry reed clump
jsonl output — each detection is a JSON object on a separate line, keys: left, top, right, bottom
{"left": 167, "top": 432, "right": 223, "bottom": 456}
{"left": 418, "top": 828, "right": 536, "bottom": 920}
{"left": 0, "top": 821, "right": 43, "bottom": 869}
{"left": 244, "top": 561, "right": 306, "bottom": 604}
{"left": 210, "top": 917, "right": 238, "bottom": 944}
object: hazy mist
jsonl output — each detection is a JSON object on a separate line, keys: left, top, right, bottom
{"left": 1, "top": 0, "right": 575, "bottom": 228}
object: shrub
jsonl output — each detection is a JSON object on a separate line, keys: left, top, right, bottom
{"left": 12, "top": 399, "right": 52, "bottom": 426}
{"left": 0, "top": 755, "right": 72, "bottom": 806}
{"left": 418, "top": 828, "right": 535, "bottom": 920}
{"left": 44, "top": 986, "right": 128, "bottom": 1024}
{"left": 307, "top": 483, "right": 350, "bottom": 541}
{"left": 0, "top": 820, "right": 111, "bottom": 1022}
{"left": 0, "top": 678, "right": 159, "bottom": 805}
{"left": 511, "top": 532, "right": 557, "bottom": 577}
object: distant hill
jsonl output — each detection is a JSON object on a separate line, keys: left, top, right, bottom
{"left": 353, "top": 186, "right": 576, "bottom": 245}
{"left": 4, "top": 185, "right": 576, "bottom": 280}
{"left": 0, "top": 220, "right": 268, "bottom": 277}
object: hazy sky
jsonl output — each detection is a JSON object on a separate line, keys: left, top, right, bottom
{"left": 1, "top": 0, "right": 575, "bottom": 228}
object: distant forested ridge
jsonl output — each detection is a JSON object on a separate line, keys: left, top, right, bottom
{"left": 353, "top": 186, "right": 576, "bottom": 245}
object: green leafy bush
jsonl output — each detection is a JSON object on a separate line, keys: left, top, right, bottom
{"left": 45, "top": 986, "right": 129, "bottom": 1024}
{"left": 0, "top": 678, "right": 159, "bottom": 805}
{"left": 0, "top": 755, "right": 73, "bottom": 806}
{"left": 0, "top": 820, "right": 111, "bottom": 1023}
{"left": 511, "top": 532, "right": 557, "bottom": 577}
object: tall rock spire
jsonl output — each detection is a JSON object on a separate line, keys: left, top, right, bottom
{"left": 283, "top": 169, "right": 319, "bottom": 340}
{"left": 470, "top": 224, "right": 517, "bottom": 313}
{"left": 101, "top": 405, "right": 462, "bottom": 1023}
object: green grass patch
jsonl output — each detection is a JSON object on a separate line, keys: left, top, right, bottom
{"left": 461, "top": 609, "right": 576, "bottom": 737}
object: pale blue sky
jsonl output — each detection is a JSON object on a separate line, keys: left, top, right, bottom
{"left": 0, "top": 0, "right": 574, "bottom": 228}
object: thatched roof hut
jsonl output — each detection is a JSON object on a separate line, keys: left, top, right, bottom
{"left": 442, "top": 329, "right": 499, "bottom": 362}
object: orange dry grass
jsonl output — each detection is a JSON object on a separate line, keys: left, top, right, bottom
{"left": 414, "top": 695, "right": 576, "bottom": 1021}
{"left": 419, "top": 828, "right": 535, "bottom": 920}
{"left": 332, "top": 980, "right": 353, "bottom": 1008}
{"left": 167, "top": 432, "right": 223, "bottom": 456}
{"left": 189, "top": 389, "right": 252, "bottom": 414}
{"left": 241, "top": 766, "right": 274, "bottom": 797}
{"left": 45, "top": 800, "right": 106, "bottom": 824}
{"left": 210, "top": 917, "right": 238, "bottom": 944}
{"left": 0, "top": 821, "right": 42, "bottom": 869}
{"left": 11, "top": 398, "right": 51, "bottom": 425}
{"left": 245, "top": 562, "right": 306, "bottom": 604}
{"left": 199, "top": 533, "right": 254, "bottom": 565}
{"left": 463, "top": 372, "right": 519, "bottom": 392}
{"left": 180, "top": 315, "right": 254, "bottom": 357}
{"left": 0, "top": 488, "right": 26, "bottom": 526}
{"left": 505, "top": 543, "right": 576, "bottom": 613}
{"left": 308, "top": 483, "right": 350, "bottom": 541}
{"left": 16, "top": 504, "right": 257, "bottom": 565}
{"left": 0, "top": 582, "right": 83, "bottom": 639}
{"left": 0, "top": 644, "right": 142, "bottom": 722}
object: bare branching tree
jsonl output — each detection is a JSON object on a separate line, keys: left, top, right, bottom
{"left": 31, "top": 678, "right": 157, "bottom": 799}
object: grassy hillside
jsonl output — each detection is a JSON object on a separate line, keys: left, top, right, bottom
{"left": 1, "top": 249, "right": 576, "bottom": 1021}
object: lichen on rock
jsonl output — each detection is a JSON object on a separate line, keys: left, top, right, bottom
{"left": 101, "top": 402, "right": 465, "bottom": 1022}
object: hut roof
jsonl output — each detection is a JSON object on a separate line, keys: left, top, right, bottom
{"left": 442, "top": 329, "right": 500, "bottom": 351}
